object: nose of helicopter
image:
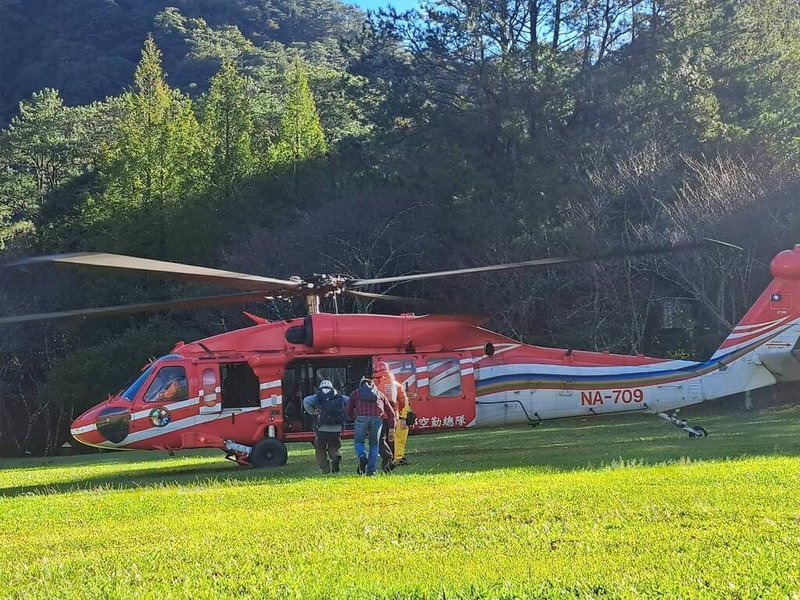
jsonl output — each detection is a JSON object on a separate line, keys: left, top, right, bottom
{"left": 70, "top": 399, "right": 131, "bottom": 448}
{"left": 70, "top": 408, "right": 99, "bottom": 446}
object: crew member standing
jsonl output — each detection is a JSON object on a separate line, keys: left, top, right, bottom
{"left": 346, "top": 376, "right": 395, "bottom": 476}
{"left": 373, "top": 362, "right": 412, "bottom": 468}
{"left": 303, "top": 380, "right": 348, "bottom": 474}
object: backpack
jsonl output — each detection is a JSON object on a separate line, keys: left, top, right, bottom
{"left": 317, "top": 391, "right": 345, "bottom": 426}
{"left": 357, "top": 381, "right": 378, "bottom": 403}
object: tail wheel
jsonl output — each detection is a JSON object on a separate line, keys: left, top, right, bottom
{"left": 249, "top": 438, "right": 288, "bottom": 468}
{"left": 689, "top": 426, "right": 708, "bottom": 438}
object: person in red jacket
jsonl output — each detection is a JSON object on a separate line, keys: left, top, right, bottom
{"left": 346, "top": 376, "right": 396, "bottom": 475}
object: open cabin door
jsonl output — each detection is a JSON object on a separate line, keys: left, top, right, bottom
{"left": 218, "top": 362, "right": 261, "bottom": 412}
{"left": 280, "top": 357, "right": 371, "bottom": 436}
{"left": 376, "top": 353, "right": 476, "bottom": 431}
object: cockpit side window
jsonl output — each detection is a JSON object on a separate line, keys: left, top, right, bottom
{"left": 144, "top": 366, "right": 189, "bottom": 403}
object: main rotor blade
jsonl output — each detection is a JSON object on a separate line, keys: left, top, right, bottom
{"left": 349, "top": 240, "right": 716, "bottom": 287}
{"left": 702, "top": 238, "right": 744, "bottom": 252}
{"left": 0, "top": 291, "right": 272, "bottom": 325}
{"left": 343, "top": 289, "right": 440, "bottom": 310}
{"left": 4, "top": 253, "right": 301, "bottom": 293}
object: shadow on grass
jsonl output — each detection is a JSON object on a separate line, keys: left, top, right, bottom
{"left": 2, "top": 404, "right": 800, "bottom": 497}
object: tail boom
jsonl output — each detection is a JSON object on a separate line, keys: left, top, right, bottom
{"left": 691, "top": 246, "right": 800, "bottom": 406}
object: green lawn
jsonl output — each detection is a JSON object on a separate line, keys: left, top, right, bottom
{"left": 2, "top": 404, "right": 800, "bottom": 599}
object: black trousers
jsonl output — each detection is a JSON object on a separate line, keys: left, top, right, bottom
{"left": 379, "top": 419, "right": 393, "bottom": 464}
{"left": 314, "top": 430, "right": 342, "bottom": 473}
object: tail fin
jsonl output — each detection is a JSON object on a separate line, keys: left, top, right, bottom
{"left": 711, "top": 246, "right": 800, "bottom": 381}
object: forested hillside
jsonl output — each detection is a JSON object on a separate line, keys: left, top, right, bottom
{"left": 0, "top": 0, "right": 362, "bottom": 123}
{"left": 1, "top": 0, "right": 799, "bottom": 456}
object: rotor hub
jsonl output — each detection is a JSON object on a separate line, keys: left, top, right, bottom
{"left": 294, "top": 274, "right": 350, "bottom": 296}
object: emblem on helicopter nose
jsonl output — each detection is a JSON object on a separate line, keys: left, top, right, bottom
{"left": 149, "top": 407, "right": 172, "bottom": 427}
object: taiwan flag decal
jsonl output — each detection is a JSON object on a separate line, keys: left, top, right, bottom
{"left": 770, "top": 293, "right": 792, "bottom": 309}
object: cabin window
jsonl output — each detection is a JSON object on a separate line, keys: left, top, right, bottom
{"left": 202, "top": 368, "right": 217, "bottom": 388}
{"left": 144, "top": 366, "right": 189, "bottom": 403}
{"left": 427, "top": 359, "right": 462, "bottom": 397}
{"left": 385, "top": 360, "right": 416, "bottom": 392}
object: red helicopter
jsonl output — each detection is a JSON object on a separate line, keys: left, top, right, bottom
{"left": 4, "top": 241, "right": 800, "bottom": 467}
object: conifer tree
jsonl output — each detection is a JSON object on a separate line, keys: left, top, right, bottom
{"left": 203, "top": 58, "right": 254, "bottom": 198}
{"left": 270, "top": 61, "right": 327, "bottom": 172}
{"left": 94, "top": 36, "right": 205, "bottom": 255}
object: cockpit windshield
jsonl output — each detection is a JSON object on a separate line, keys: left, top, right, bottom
{"left": 119, "top": 354, "right": 184, "bottom": 401}
{"left": 120, "top": 365, "right": 154, "bottom": 401}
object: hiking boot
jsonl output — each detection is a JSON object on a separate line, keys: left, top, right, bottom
{"left": 332, "top": 455, "right": 341, "bottom": 473}
{"left": 396, "top": 458, "right": 409, "bottom": 466}
{"left": 357, "top": 455, "right": 368, "bottom": 475}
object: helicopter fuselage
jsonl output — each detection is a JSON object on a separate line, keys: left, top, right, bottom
{"left": 70, "top": 253, "right": 800, "bottom": 463}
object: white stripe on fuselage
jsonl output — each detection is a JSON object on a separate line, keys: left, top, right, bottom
{"left": 725, "top": 316, "right": 790, "bottom": 340}
{"left": 70, "top": 396, "right": 202, "bottom": 437}
{"left": 70, "top": 423, "right": 97, "bottom": 436}
{"left": 260, "top": 395, "right": 283, "bottom": 408}
{"left": 733, "top": 318, "right": 785, "bottom": 332}
{"left": 97, "top": 407, "right": 262, "bottom": 447}
{"left": 711, "top": 318, "right": 800, "bottom": 359}
{"left": 130, "top": 396, "right": 201, "bottom": 421}
{"left": 473, "top": 359, "right": 698, "bottom": 379}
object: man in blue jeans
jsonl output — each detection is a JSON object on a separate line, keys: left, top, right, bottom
{"left": 346, "top": 376, "right": 396, "bottom": 475}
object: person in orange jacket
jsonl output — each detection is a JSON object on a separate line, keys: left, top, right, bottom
{"left": 373, "top": 361, "right": 412, "bottom": 466}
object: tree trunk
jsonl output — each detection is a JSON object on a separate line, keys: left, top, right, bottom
{"left": 529, "top": 0, "right": 539, "bottom": 71}
{"left": 552, "top": 0, "right": 562, "bottom": 50}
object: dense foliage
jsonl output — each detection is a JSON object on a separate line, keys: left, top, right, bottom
{"left": 1, "top": 0, "right": 800, "bottom": 455}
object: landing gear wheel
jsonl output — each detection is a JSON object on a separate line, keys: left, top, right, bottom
{"left": 658, "top": 412, "right": 709, "bottom": 438}
{"left": 249, "top": 438, "right": 288, "bottom": 468}
{"left": 689, "top": 426, "right": 708, "bottom": 438}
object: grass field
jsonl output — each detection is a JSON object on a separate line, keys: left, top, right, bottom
{"left": 2, "top": 404, "right": 800, "bottom": 599}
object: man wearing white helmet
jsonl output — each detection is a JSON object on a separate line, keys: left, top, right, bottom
{"left": 303, "top": 380, "right": 348, "bottom": 473}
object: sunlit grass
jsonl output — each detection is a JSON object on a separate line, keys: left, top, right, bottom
{"left": 2, "top": 404, "right": 800, "bottom": 598}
